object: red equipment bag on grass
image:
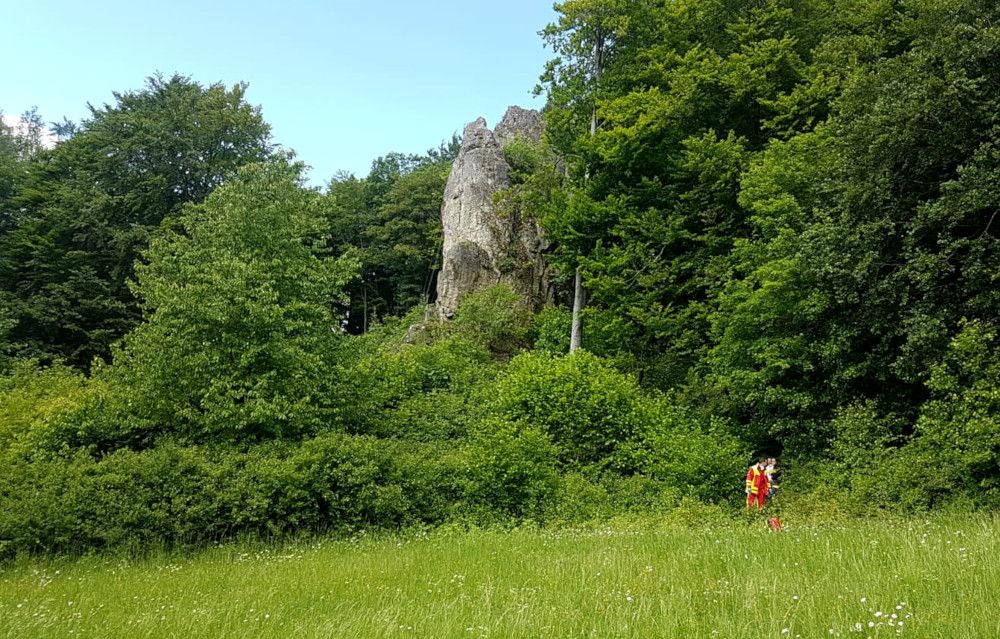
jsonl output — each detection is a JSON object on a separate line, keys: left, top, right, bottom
{"left": 767, "top": 517, "right": 783, "bottom": 532}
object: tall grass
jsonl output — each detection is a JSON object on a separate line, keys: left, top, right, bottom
{"left": 2, "top": 516, "right": 998, "bottom": 638}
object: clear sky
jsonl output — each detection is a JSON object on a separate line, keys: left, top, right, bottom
{"left": 1, "top": 0, "right": 558, "bottom": 186}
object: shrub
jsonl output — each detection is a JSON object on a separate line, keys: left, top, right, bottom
{"left": 467, "top": 419, "right": 560, "bottom": 518}
{"left": 542, "top": 472, "right": 613, "bottom": 523}
{"left": 0, "top": 443, "right": 226, "bottom": 556}
{"left": 492, "top": 350, "right": 647, "bottom": 470}
{"left": 532, "top": 306, "right": 571, "bottom": 354}
{"left": 627, "top": 401, "right": 749, "bottom": 503}
{"left": 0, "top": 432, "right": 482, "bottom": 558}
{"left": 453, "top": 285, "right": 533, "bottom": 356}
{"left": 816, "top": 322, "right": 1000, "bottom": 513}
{"left": 0, "top": 361, "right": 89, "bottom": 450}
{"left": 369, "top": 390, "right": 478, "bottom": 441}
{"left": 821, "top": 402, "right": 906, "bottom": 511}
{"left": 389, "top": 440, "right": 477, "bottom": 523}
{"left": 344, "top": 334, "right": 495, "bottom": 437}
{"left": 893, "top": 322, "right": 1000, "bottom": 510}
{"left": 9, "top": 376, "right": 148, "bottom": 458}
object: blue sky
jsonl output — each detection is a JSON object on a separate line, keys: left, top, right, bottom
{"left": 1, "top": 0, "right": 558, "bottom": 186}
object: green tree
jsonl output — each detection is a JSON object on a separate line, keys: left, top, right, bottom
{"left": 0, "top": 107, "right": 47, "bottom": 233}
{"left": 712, "top": 0, "right": 1000, "bottom": 454}
{"left": 536, "top": 1, "right": 826, "bottom": 370}
{"left": 904, "top": 322, "right": 1000, "bottom": 508}
{"left": 326, "top": 138, "right": 458, "bottom": 332}
{"left": 539, "top": 0, "right": 648, "bottom": 351}
{"left": 104, "top": 162, "right": 357, "bottom": 444}
{"left": 0, "top": 75, "right": 273, "bottom": 368}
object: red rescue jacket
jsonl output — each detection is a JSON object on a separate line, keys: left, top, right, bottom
{"left": 746, "top": 464, "right": 770, "bottom": 495}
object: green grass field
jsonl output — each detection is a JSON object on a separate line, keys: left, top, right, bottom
{"left": 1, "top": 515, "right": 997, "bottom": 638}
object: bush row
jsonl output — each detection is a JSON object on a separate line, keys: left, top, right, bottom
{"left": 0, "top": 429, "right": 707, "bottom": 559}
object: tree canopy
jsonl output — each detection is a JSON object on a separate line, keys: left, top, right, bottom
{"left": 104, "top": 161, "right": 357, "bottom": 444}
{"left": 0, "top": 75, "right": 273, "bottom": 368}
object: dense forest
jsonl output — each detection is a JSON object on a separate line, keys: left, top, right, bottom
{"left": 2, "top": 0, "right": 999, "bottom": 557}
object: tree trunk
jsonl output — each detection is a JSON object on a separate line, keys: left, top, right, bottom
{"left": 570, "top": 266, "right": 585, "bottom": 353}
{"left": 569, "top": 28, "right": 604, "bottom": 354}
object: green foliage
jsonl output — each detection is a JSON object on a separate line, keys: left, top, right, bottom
{"left": 537, "top": 0, "right": 816, "bottom": 388}
{"left": 897, "top": 322, "right": 1000, "bottom": 509}
{"left": 0, "top": 433, "right": 482, "bottom": 557}
{"left": 542, "top": 472, "right": 615, "bottom": 522}
{"left": 492, "top": 351, "right": 647, "bottom": 470}
{"left": 815, "top": 321, "right": 1000, "bottom": 513}
{"left": 537, "top": 0, "right": 1000, "bottom": 465}
{"left": 819, "top": 403, "right": 909, "bottom": 512}
{"left": 627, "top": 401, "right": 748, "bottom": 503}
{"left": 531, "top": 305, "right": 638, "bottom": 369}
{"left": 711, "top": 0, "right": 1000, "bottom": 454}
{"left": 0, "top": 75, "right": 273, "bottom": 368}
{"left": 532, "top": 306, "right": 572, "bottom": 354}
{"left": 326, "top": 140, "right": 456, "bottom": 333}
{"left": 468, "top": 419, "right": 560, "bottom": 518}
{"left": 0, "top": 107, "right": 47, "bottom": 234}
{"left": 102, "top": 162, "right": 357, "bottom": 444}
{"left": 343, "top": 333, "right": 496, "bottom": 439}
{"left": 0, "top": 361, "right": 88, "bottom": 450}
{"left": 334, "top": 294, "right": 514, "bottom": 441}
{"left": 0, "top": 309, "right": 13, "bottom": 372}
{"left": 541, "top": 472, "right": 683, "bottom": 524}
{"left": 452, "top": 285, "right": 533, "bottom": 356}
{"left": 369, "top": 390, "right": 477, "bottom": 442}
{"left": 496, "top": 138, "right": 567, "bottom": 227}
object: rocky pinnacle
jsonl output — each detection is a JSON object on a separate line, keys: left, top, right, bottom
{"left": 435, "top": 106, "right": 552, "bottom": 318}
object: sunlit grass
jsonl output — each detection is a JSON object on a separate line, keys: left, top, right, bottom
{"left": 2, "top": 515, "right": 998, "bottom": 638}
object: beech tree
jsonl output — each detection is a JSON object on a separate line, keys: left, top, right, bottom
{"left": 0, "top": 108, "right": 47, "bottom": 234}
{"left": 0, "top": 75, "right": 273, "bottom": 368}
{"left": 108, "top": 162, "right": 358, "bottom": 443}
{"left": 539, "top": 0, "right": 662, "bottom": 352}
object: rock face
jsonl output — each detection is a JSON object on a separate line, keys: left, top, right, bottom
{"left": 436, "top": 106, "right": 552, "bottom": 318}
{"left": 493, "top": 105, "right": 545, "bottom": 148}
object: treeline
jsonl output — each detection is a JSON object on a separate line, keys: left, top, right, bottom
{"left": 528, "top": 0, "right": 1000, "bottom": 507}
{"left": 2, "top": 0, "right": 999, "bottom": 557}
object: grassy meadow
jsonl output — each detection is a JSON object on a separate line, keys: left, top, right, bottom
{"left": 1, "top": 515, "right": 998, "bottom": 638}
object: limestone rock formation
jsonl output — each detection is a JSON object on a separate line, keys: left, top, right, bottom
{"left": 493, "top": 105, "right": 545, "bottom": 148}
{"left": 435, "top": 106, "right": 552, "bottom": 318}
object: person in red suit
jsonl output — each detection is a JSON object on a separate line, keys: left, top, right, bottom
{"left": 745, "top": 458, "right": 770, "bottom": 509}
